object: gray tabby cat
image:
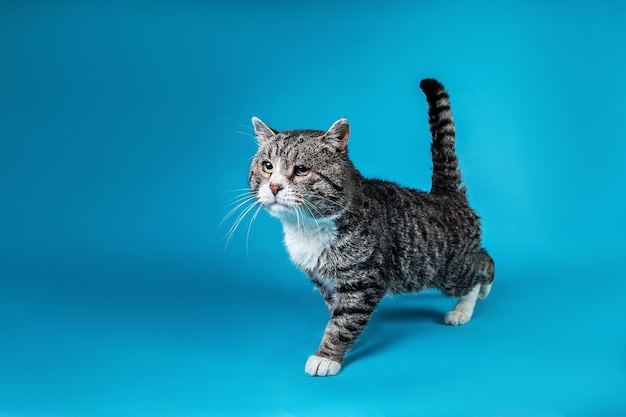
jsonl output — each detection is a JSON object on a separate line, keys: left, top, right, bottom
{"left": 248, "top": 78, "right": 494, "bottom": 376}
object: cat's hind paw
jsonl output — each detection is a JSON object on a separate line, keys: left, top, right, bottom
{"left": 305, "top": 355, "right": 341, "bottom": 376}
{"left": 445, "top": 284, "right": 479, "bottom": 325}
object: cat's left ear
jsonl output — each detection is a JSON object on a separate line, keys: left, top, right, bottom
{"left": 251, "top": 117, "right": 277, "bottom": 145}
{"left": 324, "top": 118, "right": 350, "bottom": 153}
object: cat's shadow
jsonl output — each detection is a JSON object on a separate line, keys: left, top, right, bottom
{"left": 344, "top": 299, "right": 446, "bottom": 366}
{"left": 375, "top": 305, "right": 443, "bottom": 324}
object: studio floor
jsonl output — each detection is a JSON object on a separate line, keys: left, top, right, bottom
{"left": 1, "top": 252, "right": 625, "bottom": 417}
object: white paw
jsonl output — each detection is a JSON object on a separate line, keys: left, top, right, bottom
{"left": 478, "top": 283, "right": 492, "bottom": 300}
{"left": 305, "top": 355, "right": 341, "bottom": 376}
{"left": 445, "top": 310, "right": 471, "bottom": 326}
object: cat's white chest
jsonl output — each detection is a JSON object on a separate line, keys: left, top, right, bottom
{"left": 281, "top": 218, "right": 338, "bottom": 272}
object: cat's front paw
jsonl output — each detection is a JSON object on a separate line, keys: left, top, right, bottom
{"left": 305, "top": 355, "right": 341, "bottom": 376}
{"left": 445, "top": 310, "right": 471, "bottom": 326}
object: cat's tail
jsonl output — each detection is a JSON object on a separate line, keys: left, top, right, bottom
{"left": 419, "top": 78, "right": 464, "bottom": 196}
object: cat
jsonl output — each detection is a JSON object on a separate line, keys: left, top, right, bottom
{"left": 247, "top": 78, "right": 494, "bottom": 376}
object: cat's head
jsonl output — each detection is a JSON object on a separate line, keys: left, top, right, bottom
{"left": 249, "top": 117, "right": 352, "bottom": 222}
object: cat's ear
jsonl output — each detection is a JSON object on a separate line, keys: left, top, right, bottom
{"left": 251, "top": 117, "right": 277, "bottom": 145}
{"left": 324, "top": 118, "right": 350, "bottom": 153}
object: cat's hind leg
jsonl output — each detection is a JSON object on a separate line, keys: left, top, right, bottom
{"left": 478, "top": 282, "right": 492, "bottom": 300}
{"left": 476, "top": 249, "right": 495, "bottom": 301}
{"left": 445, "top": 284, "right": 480, "bottom": 326}
{"left": 445, "top": 249, "right": 494, "bottom": 325}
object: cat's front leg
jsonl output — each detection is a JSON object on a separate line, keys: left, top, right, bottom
{"left": 305, "top": 279, "right": 385, "bottom": 376}
{"left": 309, "top": 274, "right": 337, "bottom": 315}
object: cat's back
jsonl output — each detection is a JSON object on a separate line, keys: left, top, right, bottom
{"left": 359, "top": 178, "right": 481, "bottom": 247}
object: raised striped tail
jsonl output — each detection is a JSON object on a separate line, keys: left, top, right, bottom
{"left": 420, "top": 78, "right": 464, "bottom": 195}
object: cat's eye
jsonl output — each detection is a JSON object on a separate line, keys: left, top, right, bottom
{"left": 261, "top": 161, "right": 273, "bottom": 174}
{"left": 294, "top": 165, "right": 310, "bottom": 176}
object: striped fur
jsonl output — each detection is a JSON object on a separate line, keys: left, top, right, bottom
{"left": 420, "top": 78, "right": 464, "bottom": 195}
{"left": 249, "top": 79, "right": 494, "bottom": 376}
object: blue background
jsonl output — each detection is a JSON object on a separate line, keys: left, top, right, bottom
{"left": 1, "top": 1, "right": 625, "bottom": 416}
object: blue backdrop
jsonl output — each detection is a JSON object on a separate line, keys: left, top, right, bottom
{"left": 1, "top": 1, "right": 625, "bottom": 416}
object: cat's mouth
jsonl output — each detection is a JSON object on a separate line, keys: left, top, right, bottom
{"left": 265, "top": 201, "right": 291, "bottom": 214}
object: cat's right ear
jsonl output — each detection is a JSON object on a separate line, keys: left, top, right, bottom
{"left": 324, "top": 118, "right": 350, "bottom": 153}
{"left": 251, "top": 117, "right": 277, "bottom": 146}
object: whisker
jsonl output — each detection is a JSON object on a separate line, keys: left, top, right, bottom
{"left": 226, "top": 194, "right": 257, "bottom": 207}
{"left": 236, "top": 130, "right": 257, "bottom": 140}
{"left": 219, "top": 194, "right": 257, "bottom": 229}
{"left": 236, "top": 124, "right": 255, "bottom": 132}
{"left": 224, "top": 199, "right": 260, "bottom": 247}
{"left": 311, "top": 194, "right": 349, "bottom": 212}
{"left": 301, "top": 198, "right": 326, "bottom": 219}
{"left": 299, "top": 198, "right": 323, "bottom": 234}
{"left": 224, "top": 189, "right": 256, "bottom": 201}
{"left": 246, "top": 204, "right": 264, "bottom": 255}
{"left": 294, "top": 201, "right": 302, "bottom": 237}
{"left": 227, "top": 188, "right": 256, "bottom": 194}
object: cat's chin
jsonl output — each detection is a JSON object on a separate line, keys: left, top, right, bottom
{"left": 265, "top": 202, "right": 292, "bottom": 217}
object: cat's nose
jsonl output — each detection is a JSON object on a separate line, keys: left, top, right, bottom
{"left": 270, "top": 184, "right": 282, "bottom": 195}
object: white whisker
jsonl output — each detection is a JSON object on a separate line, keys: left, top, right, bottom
{"left": 219, "top": 193, "right": 257, "bottom": 229}
{"left": 236, "top": 130, "right": 257, "bottom": 140}
{"left": 299, "top": 198, "right": 323, "bottom": 234}
{"left": 236, "top": 124, "right": 255, "bottom": 132}
{"left": 245, "top": 204, "right": 264, "bottom": 255}
{"left": 227, "top": 188, "right": 256, "bottom": 194}
{"left": 294, "top": 200, "right": 302, "bottom": 237}
{"left": 226, "top": 194, "right": 257, "bottom": 207}
{"left": 312, "top": 194, "right": 349, "bottom": 212}
{"left": 301, "top": 198, "right": 325, "bottom": 218}
{"left": 222, "top": 194, "right": 261, "bottom": 247}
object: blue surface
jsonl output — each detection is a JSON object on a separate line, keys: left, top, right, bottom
{"left": 1, "top": 1, "right": 625, "bottom": 416}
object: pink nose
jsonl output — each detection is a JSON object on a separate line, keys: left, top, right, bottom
{"left": 270, "top": 184, "right": 282, "bottom": 195}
